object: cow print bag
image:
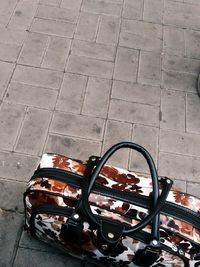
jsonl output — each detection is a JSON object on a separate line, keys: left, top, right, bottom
{"left": 24, "top": 142, "right": 200, "bottom": 267}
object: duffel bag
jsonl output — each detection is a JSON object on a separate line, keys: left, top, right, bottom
{"left": 24, "top": 142, "right": 200, "bottom": 267}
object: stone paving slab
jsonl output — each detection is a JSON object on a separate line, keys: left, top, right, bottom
{"left": 0, "top": 0, "right": 200, "bottom": 266}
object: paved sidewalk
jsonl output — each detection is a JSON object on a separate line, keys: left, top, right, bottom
{"left": 0, "top": 0, "right": 200, "bottom": 266}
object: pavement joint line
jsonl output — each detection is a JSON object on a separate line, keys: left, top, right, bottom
{"left": 64, "top": 2, "right": 83, "bottom": 72}
{"left": 80, "top": 76, "right": 89, "bottom": 114}
{"left": 13, "top": 106, "right": 29, "bottom": 152}
{"left": 32, "top": 16, "right": 76, "bottom": 25}
{"left": 40, "top": 78, "right": 64, "bottom": 156}
{"left": 0, "top": 177, "right": 27, "bottom": 184}
{"left": 14, "top": 62, "right": 65, "bottom": 73}
{"left": 1, "top": 209, "right": 24, "bottom": 216}
{"left": 127, "top": 122, "right": 134, "bottom": 170}
{"left": 39, "top": 35, "right": 51, "bottom": 68}
{"left": 11, "top": 220, "right": 24, "bottom": 267}
{"left": 3, "top": 99, "right": 57, "bottom": 112}
{"left": 46, "top": 131, "right": 103, "bottom": 144}
{"left": 49, "top": 124, "right": 106, "bottom": 142}
{"left": 1, "top": 63, "right": 17, "bottom": 101}
{"left": 0, "top": 176, "right": 36, "bottom": 183}
{"left": 0, "top": 148, "right": 40, "bottom": 158}
{"left": 40, "top": 10, "right": 78, "bottom": 156}
{"left": 5, "top": 80, "right": 62, "bottom": 91}
{"left": 6, "top": 0, "right": 20, "bottom": 28}
{"left": 100, "top": 0, "right": 124, "bottom": 155}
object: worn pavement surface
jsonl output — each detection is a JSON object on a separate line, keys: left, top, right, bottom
{"left": 0, "top": 0, "right": 200, "bottom": 266}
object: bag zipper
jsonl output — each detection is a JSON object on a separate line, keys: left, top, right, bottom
{"left": 32, "top": 168, "right": 82, "bottom": 187}
{"left": 26, "top": 188, "right": 200, "bottom": 249}
{"left": 30, "top": 204, "right": 72, "bottom": 237}
{"left": 29, "top": 168, "right": 200, "bottom": 231}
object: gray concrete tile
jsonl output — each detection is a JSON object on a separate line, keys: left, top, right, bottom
{"left": 114, "top": 47, "right": 139, "bottom": 82}
{"left": 183, "top": 0, "right": 198, "bottom": 3}
{"left": 82, "top": 77, "right": 112, "bottom": 118}
{"left": 0, "top": 27, "right": 27, "bottom": 45}
{"left": 187, "top": 182, "right": 200, "bottom": 198}
{"left": 143, "top": 0, "right": 164, "bottom": 24}
{"left": 6, "top": 82, "right": 58, "bottom": 110}
{"left": 97, "top": 15, "right": 121, "bottom": 45}
{"left": 75, "top": 12, "right": 100, "bottom": 42}
{"left": 0, "top": 179, "right": 25, "bottom": 212}
{"left": 158, "top": 152, "right": 200, "bottom": 182}
{"left": 111, "top": 80, "right": 161, "bottom": 106}
{"left": 82, "top": 0, "right": 122, "bottom": 16}
{"left": 71, "top": 39, "right": 116, "bottom": 61}
{"left": 0, "top": 211, "right": 23, "bottom": 267}
{"left": 163, "top": 54, "right": 200, "bottom": 74}
{"left": 120, "top": 19, "right": 162, "bottom": 52}
{"left": 40, "top": 0, "right": 61, "bottom": 6}
{"left": 15, "top": 108, "right": 52, "bottom": 155}
{"left": 61, "top": 0, "right": 82, "bottom": 10}
{"left": 138, "top": 51, "right": 161, "bottom": 86}
{"left": 31, "top": 18, "right": 75, "bottom": 38}
{"left": 186, "top": 93, "right": 200, "bottom": 133}
{"left": 56, "top": 73, "right": 87, "bottom": 113}
{"left": 0, "top": 42, "right": 21, "bottom": 62}
{"left": 18, "top": 32, "right": 48, "bottom": 67}
{"left": 14, "top": 247, "right": 83, "bottom": 267}
{"left": 0, "top": 103, "right": 25, "bottom": 150}
{"left": 164, "top": 0, "right": 200, "bottom": 30}
{"left": 0, "top": 151, "right": 38, "bottom": 181}
{"left": 130, "top": 124, "right": 159, "bottom": 174}
{"left": 160, "top": 89, "right": 186, "bottom": 131}
{"left": 0, "top": 0, "right": 18, "bottom": 26}
{"left": 163, "top": 26, "right": 185, "bottom": 57}
{"left": 20, "top": 231, "right": 56, "bottom": 251}
{"left": 50, "top": 112, "right": 105, "bottom": 140}
{"left": 12, "top": 65, "right": 63, "bottom": 90}
{"left": 109, "top": 99, "right": 160, "bottom": 127}
{"left": 36, "top": 5, "right": 79, "bottom": 23}
{"left": 42, "top": 36, "right": 71, "bottom": 71}
{"left": 172, "top": 179, "right": 187, "bottom": 192}
{"left": 67, "top": 54, "right": 114, "bottom": 79}
{"left": 103, "top": 120, "right": 132, "bottom": 169}
{"left": 122, "top": 0, "right": 143, "bottom": 20}
{"left": 45, "top": 134, "right": 101, "bottom": 160}
{"left": 162, "top": 70, "right": 197, "bottom": 92}
{"left": 185, "top": 29, "right": 200, "bottom": 60}
{"left": 9, "top": 1, "right": 38, "bottom": 30}
{"left": 160, "top": 129, "right": 200, "bottom": 157}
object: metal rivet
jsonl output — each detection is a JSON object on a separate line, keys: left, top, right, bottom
{"left": 151, "top": 239, "right": 158, "bottom": 246}
{"left": 166, "top": 179, "right": 171, "bottom": 184}
{"left": 160, "top": 238, "right": 165, "bottom": 243}
{"left": 73, "top": 213, "right": 79, "bottom": 220}
{"left": 172, "top": 245, "right": 178, "bottom": 252}
{"left": 102, "top": 244, "right": 108, "bottom": 250}
{"left": 179, "top": 249, "right": 184, "bottom": 255}
{"left": 108, "top": 232, "right": 114, "bottom": 239}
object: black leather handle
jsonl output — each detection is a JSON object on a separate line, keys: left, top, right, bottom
{"left": 82, "top": 142, "right": 172, "bottom": 240}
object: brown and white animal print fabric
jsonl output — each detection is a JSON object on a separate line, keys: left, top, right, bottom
{"left": 24, "top": 154, "right": 200, "bottom": 267}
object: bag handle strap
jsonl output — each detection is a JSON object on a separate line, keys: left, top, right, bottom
{"left": 82, "top": 142, "right": 172, "bottom": 241}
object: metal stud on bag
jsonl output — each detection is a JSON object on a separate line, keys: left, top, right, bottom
{"left": 108, "top": 233, "right": 114, "bottom": 239}
{"left": 72, "top": 214, "right": 80, "bottom": 220}
{"left": 101, "top": 244, "right": 108, "bottom": 250}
